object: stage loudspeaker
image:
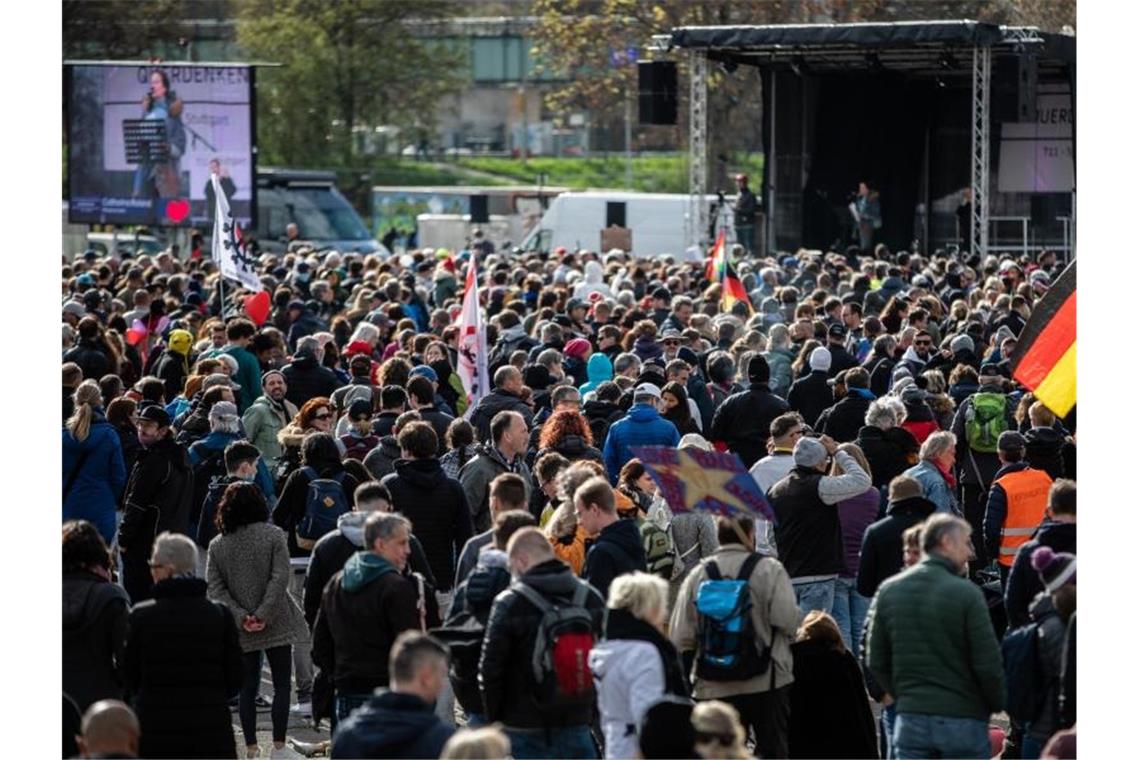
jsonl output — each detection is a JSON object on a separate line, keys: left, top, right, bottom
{"left": 606, "top": 201, "right": 626, "bottom": 228}
{"left": 1018, "top": 54, "right": 1038, "bottom": 122}
{"left": 638, "top": 61, "right": 677, "bottom": 125}
{"left": 469, "top": 195, "right": 489, "bottom": 224}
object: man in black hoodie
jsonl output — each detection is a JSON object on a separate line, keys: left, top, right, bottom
{"left": 856, "top": 475, "right": 937, "bottom": 598}
{"left": 480, "top": 527, "right": 606, "bottom": 757}
{"left": 709, "top": 355, "right": 791, "bottom": 468}
{"left": 281, "top": 336, "right": 342, "bottom": 408}
{"left": 1005, "top": 479, "right": 1076, "bottom": 629}
{"left": 331, "top": 632, "right": 456, "bottom": 759}
{"left": 118, "top": 404, "right": 193, "bottom": 604}
{"left": 576, "top": 477, "right": 646, "bottom": 598}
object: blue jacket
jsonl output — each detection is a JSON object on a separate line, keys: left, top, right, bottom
{"left": 331, "top": 690, "right": 455, "bottom": 759}
{"left": 602, "top": 403, "right": 680, "bottom": 483}
{"left": 63, "top": 414, "right": 127, "bottom": 544}
{"left": 903, "top": 460, "right": 960, "bottom": 515}
{"left": 187, "top": 431, "right": 276, "bottom": 506}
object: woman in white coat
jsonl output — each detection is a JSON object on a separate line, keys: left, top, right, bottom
{"left": 589, "top": 572, "right": 690, "bottom": 759}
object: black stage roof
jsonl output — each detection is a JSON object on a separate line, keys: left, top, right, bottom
{"left": 667, "top": 20, "right": 1074, "bottom": 76}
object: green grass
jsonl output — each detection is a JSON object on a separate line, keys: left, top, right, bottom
{"left": 360, "top": 158, "right": 504, "bottom": 187}
{"left": 456, "top": 153, "right": 764, "bottom": 193}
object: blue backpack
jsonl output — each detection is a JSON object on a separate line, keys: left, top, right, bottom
{"left": 695, "top": 553, "right": 771, "bottom": 681}
{"left": 295, "top": 467, "right": 349, "bottom": 550}
{"left": 1001, "top": 621, "right": 1047, "bottom": 722}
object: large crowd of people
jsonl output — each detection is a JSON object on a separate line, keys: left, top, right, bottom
{"left": 62, "top": 238, "right": 1076, "bottom": 759}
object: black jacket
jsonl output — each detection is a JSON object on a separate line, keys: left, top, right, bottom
{"left": 63, "top": 571, "right": 129, "bottom": 712}
{"left": 303, "top": 525, "right": 436, "bottom": 628}
{"left": 826, "top": 343, "right": 859, "bottom": 378}
{"left": 124, "top": 577, "right": 243, "bottom": 759}
{"left": 119, "top": 435, "right": 193, "bottom": 555}
{"left": 415, "top": 405, "right": 455, "bottom": 455}
{"left": 312, "top": 562, "right": 440, "bottom": 695}
{"left": 154, "top": 349, "right": 189, "bottom": 402}
{"left": 787, "top": 371, "right": 834, "bottom": 436}
{"left": 1024, "top": 426, "right": 1067, "bottom": 480}
{"left": 582, "top": 518, "right": 647, "bottom": 600}
{"left": 583, "top": 399, "right": 624, "bottom": 448}
{"left": 282, "top": 350, "right": 343, "bottom": 408}
{"left": 856, "top": 425, "right": 919, "bottom": 489}
{"left": 868, "top": 356, "right": 898, "bottom": 397}
{"left": 816, "top": 391, "right": 874, "bottom": 444}
{"left": 64, "top": 339, "right": 112, "bottom": 381}
{"left": 788, "top": 639, "right": 878, "bottom": 759}
{"left": 708, "top": 382, "right": 790, "bottom": 468}
{"left": 855, "top": 495, "right": 937, "bottom": 598}
{"left": 1004, "top": 521, "right": 1076, "bottom": 629}
{"left": 470, "top": 389, "right": 535, "bottom": 443}
{"left": 371, "top": 411, "right": 400, "bottom": 438}
{"left": 479, "top": 559, "right": 606, "bottom": 728}
{"left": 272, "top": 462, "right": 361, "bottom": 557}
{"left": 332, "top": 690, "right": 456, "bottom": 759}
{"left": 381, "top": 458, "right": 474, "bottom": 591}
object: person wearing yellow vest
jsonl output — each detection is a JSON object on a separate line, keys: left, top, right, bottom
{"left": 982, "top": 431, "right": 1054, "bottom": 587}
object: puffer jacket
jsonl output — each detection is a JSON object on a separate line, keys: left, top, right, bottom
{"left": 590, "top": 609, "right": 689, "bottom": 760}
{"left": 331, "top": 690, "right": 455, "bottom": 760}
{"left": 382, "top": 458, "right": 474, "bottom": 591}
{"left": 63, "top": 571, "right": 129, "bottom": 711}
{"left": 904, "top": 459, "right": 960, "bottom": 515}
{"left": 479, "top": 558, "right": 606, "bottom": 728}
{"left": 603, "top": 403, "right": 681, "bottom": 482}
{"left": 63, "top": 413, "right": 127, "bottom": 545}
{"left": 866, "top": 553, "right": 1005, "bottom": 719}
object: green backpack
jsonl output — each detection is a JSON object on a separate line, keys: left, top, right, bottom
{"left": 638, "top": 517, "right": 676, "bottom": 580}
{"left": 965, "top": 392, "right": 1009, "bottom": 453}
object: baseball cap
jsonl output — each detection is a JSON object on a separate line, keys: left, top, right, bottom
{"left": 827, "top": 323, "right": 847, "bottom": 339}
{"left": 136, "top": 404, "right": 171, "bottom": 427}
{"left": 633, "top": 383, "right": 662, "bottom": 401}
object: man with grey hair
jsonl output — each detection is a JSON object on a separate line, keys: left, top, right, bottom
{"left": 282, "top": 334, "right": 343, "bottom": 408}
{"left": 612, "top": 352, "right": 641, "bottom": 381}
{"left": 469, "top": 364, "right": 534, "bottom": 443}
{"left": 312, "top": 511, "right": 440, "bottom": 723}
{"left": 865, "top": 513, "right": 1004, "bottom": 759}
{"left": 124, "top": 532, "right": 243, "bottom": 758}
{"left": 766, "top": 434, "right": 872, "bottom": 615}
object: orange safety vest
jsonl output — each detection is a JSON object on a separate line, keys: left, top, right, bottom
{"left": 996, "top": 467, "right": 1053, "bottom": 566}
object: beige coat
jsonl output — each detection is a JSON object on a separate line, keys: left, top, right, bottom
{"left": 669, "top": 543, "right": 800, "bottom": 698}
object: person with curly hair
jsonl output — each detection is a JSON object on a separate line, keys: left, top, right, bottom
{"left": 207, "top": 483, "right": 307, "bottom": 758}
{"left": 533, "top": 409, "right": 603, "bottom": 465}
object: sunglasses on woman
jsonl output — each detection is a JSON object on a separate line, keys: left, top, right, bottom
{"left": 313, "top": 412, "right": 332, "bottom": 421}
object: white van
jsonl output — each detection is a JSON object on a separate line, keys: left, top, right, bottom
{"left": 519, "top": 190, "right": 735, "bottom": 258}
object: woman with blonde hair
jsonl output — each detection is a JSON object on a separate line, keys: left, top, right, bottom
{"left": 590, "top": 572, "right": 689, "bottom": 759}
{"left": 828, "top": 443, "right": 880, "bottom": 654}
{"left": 543, "top": 461, "right": 602, "bottom": 574}
{"left": 439, "top": 727, "right": 512, "bottom": 760}
{"left": 691, "top": 701, "right": 750, "bottom": 760}
{"left": 62, "top": 380, "right": 127, "bottom": 545}
{"left": 787, "top": 610, "right": 877, "bottom": 758}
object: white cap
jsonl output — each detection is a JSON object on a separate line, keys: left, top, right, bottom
{"left": 633, "top": 383, "right": 662, "bottom": 401}
{"left": 809, "top": 346, "right": 832, "bottom": 372}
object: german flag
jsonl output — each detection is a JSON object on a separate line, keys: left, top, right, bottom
{"left": 1009, "top": 261, "right": 1076, "bottom": 417}
{"left": 721, "top": 258, "right": 754, "bottom": 314}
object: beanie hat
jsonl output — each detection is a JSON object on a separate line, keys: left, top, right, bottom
{"left": 167, "top": 329, "right": 193, "bottom": 356}
{"left": 564, "top": 338, "right": 592, "bottom": 360}
{"left": 748, "top": 354, "right": 771, "bottom": 383}
{"left": 1031, "top": 546, "right": 1076, "bottom": 592}
{"left": 809, "top": 346, "right": 832, "bottom": 372}
{"left": 888, "top": 476, "right": 923, "bottom": 502}
{"left": 950, "top": 334, "right": 975, "bottom": 355}
{"left": 409, "top": 364, "right": 438, "bottom": 383}
{"left": 793, "top": 437, "right": 828, "bottom": 468}
{"left": 261, "top": 369, "right": 285, "bottom": 389}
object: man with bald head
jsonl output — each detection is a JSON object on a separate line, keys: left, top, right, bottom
{"left": 469, "top": 365, "right": 534, "bottom": 443}
{"left": 77, "top": 700, "right": 140, "bottom": 759}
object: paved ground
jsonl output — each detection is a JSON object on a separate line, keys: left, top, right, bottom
{"left": 230, "top": 667, "right": 329, "bottom": 758}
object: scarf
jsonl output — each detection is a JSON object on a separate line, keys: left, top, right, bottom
{"left": 934, "top": 459, "right": 957, "bottom": 490}
{"left": 604, "top": 608, "right": 689, "bottom": 698}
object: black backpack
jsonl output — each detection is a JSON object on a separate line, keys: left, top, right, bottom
{"left": 196, "top": 474, "right": 238, "bottom": 548}
{"left": 189, "top": 445, "right": 228, "bottom": 535}
{"left": 512, "top": 580, "right": 598, "bottom": 716}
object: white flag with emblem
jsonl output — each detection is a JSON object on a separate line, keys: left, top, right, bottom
{"left": 211, "top": 173, "right": 262, "bottom": 291}
{"left": 455, "top": 259, "right": 489, "bottom": 414}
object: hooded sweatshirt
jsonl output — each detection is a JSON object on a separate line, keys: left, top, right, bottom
{"left": 579, "top": 353, "right": 615, "bottom": 396}
{"left": 342, "top": 552, "right": 397, "bottom": 593}
{"left": 582, "top": 518, "right": 648, "bottom": 599}
{"left": 573, "top": 260, "right": 614, "bottom": 301}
